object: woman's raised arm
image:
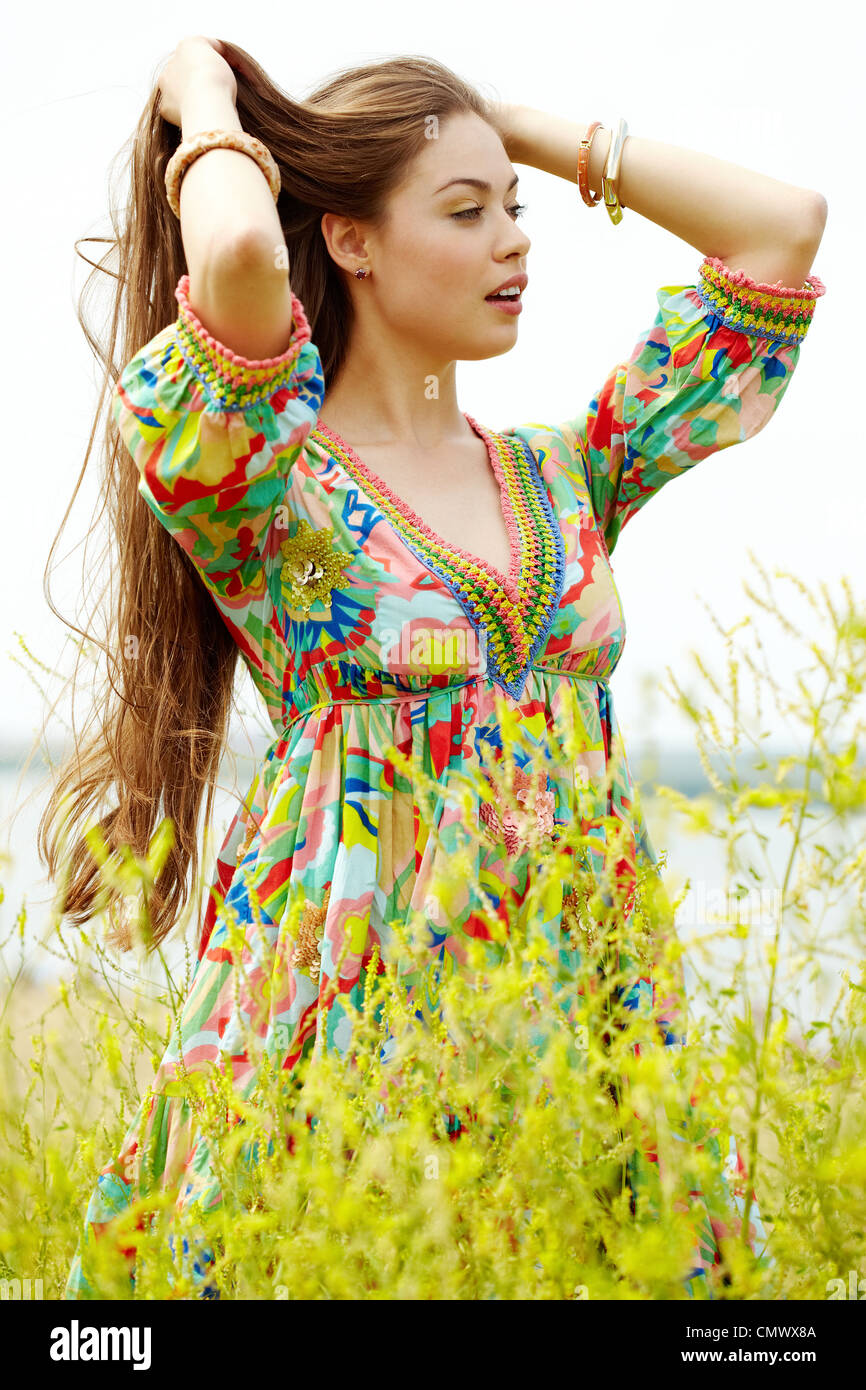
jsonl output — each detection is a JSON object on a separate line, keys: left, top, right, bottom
{"left": 161, "top": 36, "right": 295, "bottom": 359}
{"left": 500, "top": 103, "right": 827, "bottom": 290}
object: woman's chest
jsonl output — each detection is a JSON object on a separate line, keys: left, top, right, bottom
{"left": 322, "top": 431, "right": 515, "bottom": 579}
{"left": 281, "top": 429, "right": 626, "bottom": 687}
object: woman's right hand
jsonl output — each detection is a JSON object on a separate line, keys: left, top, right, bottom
{"left": 157, "top": 36, "right": 239, "bottom": 127}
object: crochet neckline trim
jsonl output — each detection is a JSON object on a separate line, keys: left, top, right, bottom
{"left": 307, "top": 414, "right": 566, "bottom": 699}
{"left": 311, "top": 413, "right": 521, "bottom": 593}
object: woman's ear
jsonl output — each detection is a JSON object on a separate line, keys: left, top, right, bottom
{"left": 320, "top": 211, "right": 369, "bottom": 273}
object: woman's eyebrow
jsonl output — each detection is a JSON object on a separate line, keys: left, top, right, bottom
{"left": 433, "top": 173, "right": 520, "bottom": 194}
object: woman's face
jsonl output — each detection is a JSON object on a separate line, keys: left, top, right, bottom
{"left": 335, "top": 111, "right": 531, "bottom": 364}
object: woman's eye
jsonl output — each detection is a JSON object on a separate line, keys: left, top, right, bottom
{"left": 452, "top": 203, "right": 528, "bottom": 222}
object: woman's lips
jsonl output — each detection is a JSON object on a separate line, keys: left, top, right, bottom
{"left": 484, "top": 291, "right": 523, "bottom": 315}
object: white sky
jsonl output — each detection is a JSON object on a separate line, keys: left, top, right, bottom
{"left": 1, "top": 0, "right": 861, "bottom": 764}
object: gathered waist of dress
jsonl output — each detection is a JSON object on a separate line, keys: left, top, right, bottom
{"left": 277, "top": 651, "right": 613, "bottom": 737}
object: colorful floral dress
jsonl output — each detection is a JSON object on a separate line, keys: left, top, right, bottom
{"left": 64, "top": 254, "right": 825, "bottom": 1299}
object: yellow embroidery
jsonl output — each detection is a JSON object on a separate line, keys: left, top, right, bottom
{"left": 280, "top": 520, "right": 353, "bottom": 613}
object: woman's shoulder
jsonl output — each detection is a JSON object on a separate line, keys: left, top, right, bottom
{"left": 499, "top": 419, "right": 584, "bottom": 470}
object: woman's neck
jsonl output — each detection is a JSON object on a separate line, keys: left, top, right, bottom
{"left": 319, "top": 316, "right": 468, "bottom": 449}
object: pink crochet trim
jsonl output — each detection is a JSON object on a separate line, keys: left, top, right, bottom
{"left": 312, "top": 414, "right": 524, "bottom": 607}
{"left": 702, "top": 255, "right": 826, "bottom": 300}
{"left": 174, "top": 273, "right": 313, "bottom": 366}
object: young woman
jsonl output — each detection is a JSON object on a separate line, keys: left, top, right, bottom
{"left": 44, "top": 37, "right": 826, "bottom": 1299}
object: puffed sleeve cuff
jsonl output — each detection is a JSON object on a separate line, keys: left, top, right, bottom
{"left": 173, "top": 273, "right": 317, "bottom": 412}
{"left": 696, "top": 255, "right": 826, "bottom": 348}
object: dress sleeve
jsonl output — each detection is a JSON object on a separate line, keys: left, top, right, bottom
{"left": 558, "top": 255, "right": 826, "bottom": 556}
{"left": 111, "top": 271, "right": 325, "bottom": 630}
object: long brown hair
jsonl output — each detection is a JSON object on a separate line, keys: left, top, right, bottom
{"left": 35, "top": 50, "right": 503, "bottom": 953}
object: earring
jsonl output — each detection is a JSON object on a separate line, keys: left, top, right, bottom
{"left": 354, "top": 267, "right": 369, "bottom": 279}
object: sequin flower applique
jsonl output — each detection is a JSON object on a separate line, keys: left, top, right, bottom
{"left": 560, "top": 879, "right": 599, "bottom": 951}
{"left": 290, "top": 884, "right": 332, "bottom": 985}
{"left": 280, "top": 520, "right": 353, "bottom": 614}
{"left": 479, "top": 764, "right": 556, "bottom": 858}
{"left": 235, "top": 813, "right": 260, "bottom": 865}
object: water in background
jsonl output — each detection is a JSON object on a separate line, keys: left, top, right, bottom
{"left": 1, "top": 745, "right": 860, "bottom": 1042}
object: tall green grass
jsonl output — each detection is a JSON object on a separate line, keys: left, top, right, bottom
{"left": 1, "top": 557, "right": 863, "bottom": 1300}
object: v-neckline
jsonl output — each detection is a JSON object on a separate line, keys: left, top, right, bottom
{"left": 307, "top": 413, "right": 567, "bottom": 700}
{"left": 312, "top": 412, "right": 522, "bottom": 599}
